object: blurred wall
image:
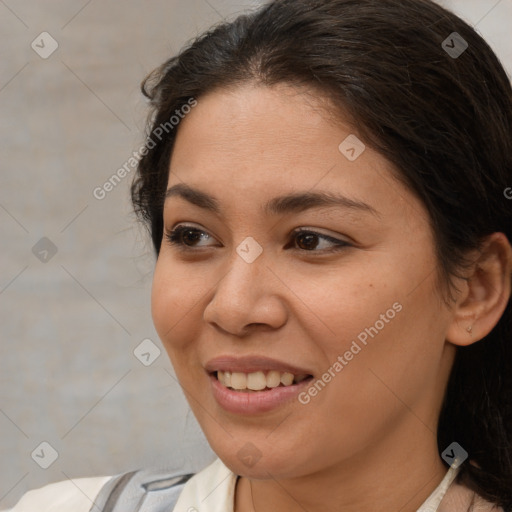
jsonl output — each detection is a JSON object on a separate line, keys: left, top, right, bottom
{"left": 0, "top": 0, "right": 511, "bottom": 508}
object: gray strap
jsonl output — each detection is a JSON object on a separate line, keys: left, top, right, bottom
{"left": 89, "top": 471, "right": 138, "bottom": 512}
{"left": 89, "top": 468, "right": 194, "bottom": 512}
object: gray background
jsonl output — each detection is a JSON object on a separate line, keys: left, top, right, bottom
{"left": 0, "top": 0, "right": 510, "bottom": 508}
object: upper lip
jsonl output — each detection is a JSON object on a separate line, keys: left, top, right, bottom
{"left": 205, "top": 355, "right": 313, "bottom": 376}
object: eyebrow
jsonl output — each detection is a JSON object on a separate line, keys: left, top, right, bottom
{"left": 165, "top": 183, "right": 380, "bottom": 218}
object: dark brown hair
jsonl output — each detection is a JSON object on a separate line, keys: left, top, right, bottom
{"left": 131, "top": 0, "right": 512, "bottom": 509}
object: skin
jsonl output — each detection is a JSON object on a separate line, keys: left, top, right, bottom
{"left": 151, "top": 83, "right": 512, "bottom": 512}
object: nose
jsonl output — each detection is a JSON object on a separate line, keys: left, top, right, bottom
{"left": 202, "top": 248, "right": 288, "bottom": 337}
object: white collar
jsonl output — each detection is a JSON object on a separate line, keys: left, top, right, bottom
{"left": 173, "top": 457, "right": 460, "bottom": 512}
{"left": 417, "top": 464, "right": 461, "bottom": 512}
{"left": 173, "top": 458, "right": 236, "bottom": 512}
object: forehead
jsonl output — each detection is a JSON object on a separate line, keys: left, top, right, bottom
{"left": 167, "top": 83, "right": 427, "bottom": 226}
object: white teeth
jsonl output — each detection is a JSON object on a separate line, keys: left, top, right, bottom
{"left": 230, "top": 372, "right": 247, "bottom": 390}
{"left": 216, "top": 370, "right": 310, "bottom": 391}
{"left": 266, "top": 370, "right": 281, "bottom": 388}
{"left": 280, "top": 372, "right": 294, "bottom": 386}
{"left": 246, "top": 371, "right": 267, "bottom": 391}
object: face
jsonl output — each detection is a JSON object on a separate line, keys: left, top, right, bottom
{"left": 151, "top": 83, "right": 456, "bottom": 479}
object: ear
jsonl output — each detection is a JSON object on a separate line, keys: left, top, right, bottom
{"left": 445, "top": 232, "right": 512, "bottom": 347}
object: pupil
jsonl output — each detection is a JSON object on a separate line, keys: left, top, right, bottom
{"left": 184, "top": 229, "right": 202, "bottom": 245}
{"left": 297, "top": 233, "right": 318, "bottom": 250}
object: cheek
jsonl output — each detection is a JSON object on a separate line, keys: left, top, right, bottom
{"left": 300, "top": 254, "right": 443, "bottom": 395}
{"left": 298, "top": 262, "right": 400, "bottom": 350}
{"left": 151, "top": 255, "right": 205, "bottom": 356}
{"left": 310, "top": 275, "right": 446, "bottom": 426}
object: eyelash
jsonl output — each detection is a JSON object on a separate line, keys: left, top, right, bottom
{"left": 164, "top": 224, "right": 351, "bottom": 255}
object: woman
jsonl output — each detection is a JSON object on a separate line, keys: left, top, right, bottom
{"left": 5, "top": 0, "right": 512, "bottom": 510}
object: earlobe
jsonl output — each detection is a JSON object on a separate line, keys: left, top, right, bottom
{"left": 445, "top": 232, "right": 512, "bottom": 347}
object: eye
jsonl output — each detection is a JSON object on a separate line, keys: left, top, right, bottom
{"left": 165, "top": 224, "right": 217, "bottom": 249}
{"left": 164, "top": 224, "right": 351, "bottom": 254}
{"left": 288, "top": 228, "right": 350, "bottom": 253}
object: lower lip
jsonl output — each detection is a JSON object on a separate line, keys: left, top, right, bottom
{"left": 209, "top": 373, "right": 314, "bottom": 414}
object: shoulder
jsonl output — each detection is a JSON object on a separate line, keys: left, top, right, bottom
{"left": 1, "top": 459, "right": 229, "bottom": 512}
{"left": 1, "top": 475, "right": 113, "bottom": 512}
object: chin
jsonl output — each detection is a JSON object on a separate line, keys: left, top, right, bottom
{"left": 220, "top": 452, "right": 293, "bottom": 480}
{"left": 208, "top": 435, "right": 316, "bottom": 480}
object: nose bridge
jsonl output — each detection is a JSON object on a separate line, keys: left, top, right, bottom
{"left": 214, "top": 240, "right": 268, "bottom": 310}
{"left": 220, "top": 233, "right": 269, "bottom": 295}
{"left": 203, "top": 239, "right": 287, "bottom": 334}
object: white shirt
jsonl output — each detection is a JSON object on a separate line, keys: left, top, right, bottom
{"left": 2, "top": 457, "right": 500, "bottom": 512}
{"left": 1, "top": 475, "right": 112, "bottom": 512}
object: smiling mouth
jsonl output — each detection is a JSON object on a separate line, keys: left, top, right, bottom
{"left": 213, "top": 370, "right": 313, "bottom": 392}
